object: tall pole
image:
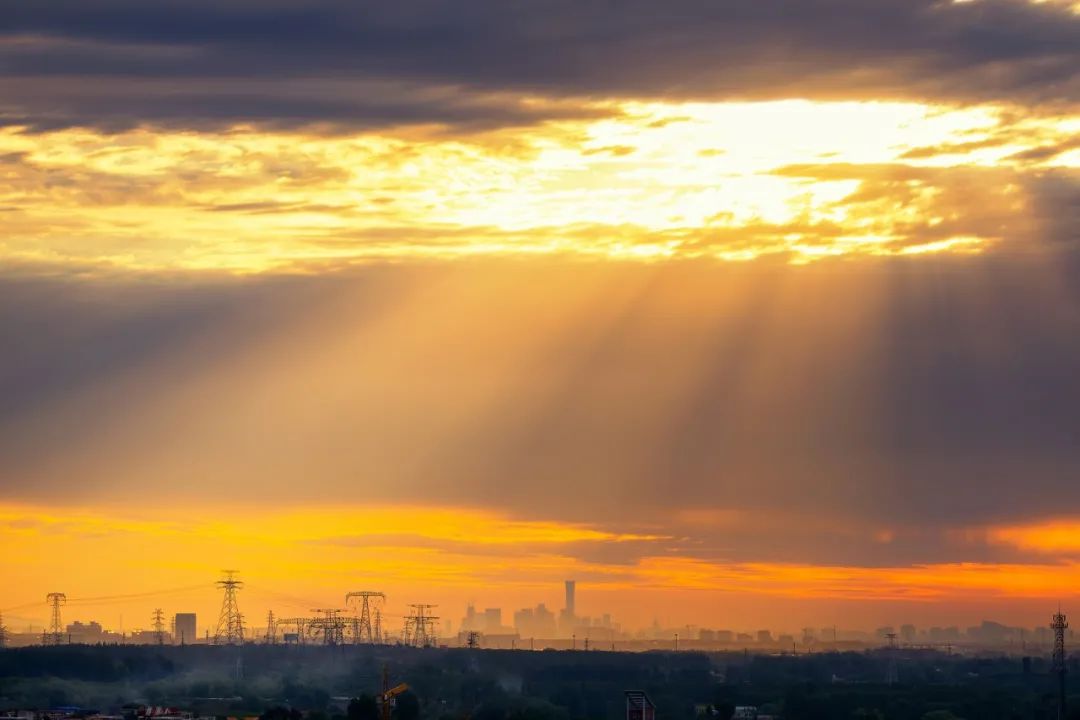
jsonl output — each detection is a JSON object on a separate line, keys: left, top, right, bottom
{"left": 381, "top": 665, "right": 391, "bottom": 720}
{"left": 1052, "top": 609, "right": 1069, "bottom": 720}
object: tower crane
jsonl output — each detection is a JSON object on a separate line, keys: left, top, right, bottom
{"left": 380, "top": 665, "right": 408, "bottom": 720}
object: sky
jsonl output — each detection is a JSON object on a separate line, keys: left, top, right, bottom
{"left": 1, "top": 0, "right": 1079, "bottom": 638}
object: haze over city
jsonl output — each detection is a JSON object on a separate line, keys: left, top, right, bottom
{"left": 2, "top": 0, "right": 1080, "bottom": 648}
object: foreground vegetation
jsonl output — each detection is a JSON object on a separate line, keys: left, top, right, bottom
{"left": 0, "top": 645, "right": 1078, "bottom": 720}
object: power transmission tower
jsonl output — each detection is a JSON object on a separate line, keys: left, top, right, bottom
{"left": 45, "top": 593, "right": 66, "bottom": 646}
{"left": 884, "top": 633, "right": 899, "bottom": 685}
{"left": 265, "top": 611, "right": 277, "bottom": 645}
{"left": 152, "top": 609, "right": 166, "bottom": 645}
{"left": 1052, "top": 609, "right": 1069, "bottom": 720}
{"left": 275, "top": 617, "right": 309, "bottom": 644}
{"left": 213, "top": 571, "right": 245, "bottom": 645}
{"left": 374, "top": 609, "right": 383, "bottom": 644}
{"left": 403, "top": 604, "right": 439, "bottom": 648}
{"left": 345, "top": 591, "right": 386, "bottom": 643}
{"left": 310, "top": 609, "right": 346, "bottom": 645}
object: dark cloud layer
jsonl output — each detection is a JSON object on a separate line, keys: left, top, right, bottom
{"left": 1, "top": 0, "right": 1078, "bottom": 130}
{"left": 3, "top": 259, "right": 1080, "bottom": 566}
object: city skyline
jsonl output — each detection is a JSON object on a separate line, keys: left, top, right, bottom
{"left": 3, "top": 573, "right": 1078, "bottom": 645}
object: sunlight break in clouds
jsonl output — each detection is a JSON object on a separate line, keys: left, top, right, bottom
{"left": 0, "top": 100, "right": 1075, "bottom": 273}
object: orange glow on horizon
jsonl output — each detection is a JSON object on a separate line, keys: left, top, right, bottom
{"left": 4, "top": 504, "right": 1080, "bottom": 633}
{"left": 988, "top": 519, "right": 1080, "bottom": 553}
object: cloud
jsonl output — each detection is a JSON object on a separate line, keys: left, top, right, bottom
{"left": 0, "top": 0, "right": 1078, "bottom": 131}
{"left": 3, "top": 259, "right": 1080, "bottom": 570}
{"left": 0, "top": 104, "right": 1073, "bottom": 271}
{"left": 0, "top": 75, "right": 611, "bottom": 135}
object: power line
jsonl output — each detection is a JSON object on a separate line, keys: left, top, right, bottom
{"left": 0, "top": 600, "right": 51, "bottom": 615}
{"left": 244, "top": 584, "right": 328, "bottom": 611}
{"left": 58, "top": 584, "right": 210, "bottom": 606}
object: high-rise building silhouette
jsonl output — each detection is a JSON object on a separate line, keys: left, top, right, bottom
{"left": 560, "top": 580, "right": 577, "bottom": 636}
{"left": 174, "top": 613, "right": 196, "bottom": 645}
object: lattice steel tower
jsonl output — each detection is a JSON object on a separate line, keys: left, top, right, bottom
{"left": 884, "top": 632, "right": 899, "bottom": 685}
{"left": 213, "top": 571, "right": 245, "bottom": 645}
{"left": 345, "top": 591, "right": 386, "bottom": 644}
{"left": 1052, "top": 609, "right": 1069, "bottom": 720}
{"left": 45, "top": 593, "right": 66, "bottom": 646}
{"left": 310, "top": 608, "right": 347, "bottom": 645}
{"left": 152, "top": 609, "right": 166, "bottom": 645}
{"left": 403, "top": 604, "right": 439, "bottom": 648}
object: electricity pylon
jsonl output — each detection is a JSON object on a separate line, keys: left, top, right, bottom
{"left": 213, "top": 571, "right": 244, "bottom": 645}
{"left": 345, "top": 591, "right": 386, "bottom": 643}
{"left": 152, "top": 609, "right": 166, "bottom": 645}
{"left": 403, "top": 604, "right": 439, "bottom": 648}
{"left": 310, "top": 609, "right": 347, "bottom": 645}
{"left": 45, "top": 593, "right": 66, "bottom": 646}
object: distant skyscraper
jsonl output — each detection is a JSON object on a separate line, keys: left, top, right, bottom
{"left": 461, "top": 604, "right": 478, "bottom": 632}
{"left": 515, "top": 603, "right": 557, "bottom": 638}
{"left": 483, "top": 608, "right": 503, "bottom": 632}
{"left": 560, "top": 580, "right": 577, "bottom": 637}
{"left": 174, "top": 613, "right": 196, "bottom": 645}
